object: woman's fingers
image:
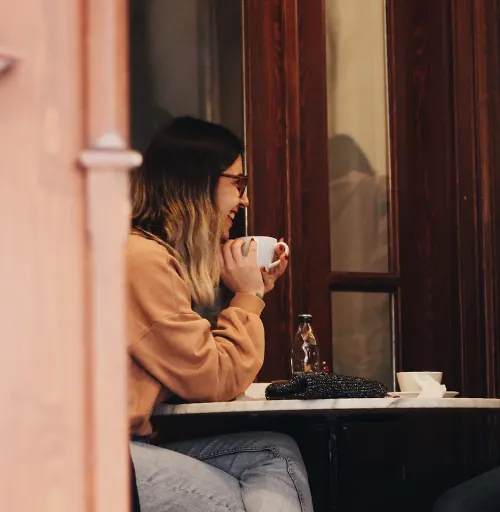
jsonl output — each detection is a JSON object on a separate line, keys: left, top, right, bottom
{"left": 222, "top": 239, "right": 236, "bottom": 268}
{"left": 230, "top": 238, "right": 246, "bottom": 265}
{"left": 246, "top": 238, "right": 258, "bottom": 264}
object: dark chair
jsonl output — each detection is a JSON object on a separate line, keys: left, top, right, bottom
{"left": 130, "top": 453, "right": 141, "bottom": 512}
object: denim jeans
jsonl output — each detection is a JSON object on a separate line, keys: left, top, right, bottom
{"left": 432, "top": 466, "right": 500, "bottom": 512}
{"left": 130, "top": 431, "right": 314, "bottom": 512}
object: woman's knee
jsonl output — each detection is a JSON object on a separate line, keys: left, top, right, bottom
{"left": 131, "top": 441, "right": 244, "bottom": 512}
{"left": 251, "top": 431, "right": 305, "bottom": 462}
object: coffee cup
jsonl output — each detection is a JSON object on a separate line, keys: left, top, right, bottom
{"left": 397, "top": 371, "right": 443, "bottom": 392}
{"left": 241, "top": 236, "right": 289, "bottom": 271}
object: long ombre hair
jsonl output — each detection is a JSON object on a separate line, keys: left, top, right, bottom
{"left": 130, "top": 116, "right": 243, "bottom": 306}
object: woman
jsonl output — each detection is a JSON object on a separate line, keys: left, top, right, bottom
{"left": 128, "top": 116, "right": 314, "bottom": 512}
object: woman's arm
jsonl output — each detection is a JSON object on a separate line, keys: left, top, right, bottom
{"left": 127, "top": 237, "right": 265, "bottom": 402}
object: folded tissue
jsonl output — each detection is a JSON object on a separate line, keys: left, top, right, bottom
{"left": 413, "top": 374, "right": 447, "bottom": 398}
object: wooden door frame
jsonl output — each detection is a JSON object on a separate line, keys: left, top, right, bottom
{"left": 80, "top": 1, "right": 141, "bottom": 510}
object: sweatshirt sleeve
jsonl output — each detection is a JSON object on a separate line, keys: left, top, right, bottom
{"left": 127, "top": 241, "right": 265, "bottom": 402}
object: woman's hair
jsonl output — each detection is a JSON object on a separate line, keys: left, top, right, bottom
{"left": 130, "top": 116, "right": 243, "bottom": 306}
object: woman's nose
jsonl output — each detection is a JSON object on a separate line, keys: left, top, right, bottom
{"left": 239, "top": 189, "right": 249, "bottom": 208}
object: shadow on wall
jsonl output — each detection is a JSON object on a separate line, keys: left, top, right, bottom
{"left": 128, "top": 0, "right": 243, "bottom": 154}
{"left": 129, "top": 0, "right": 173, "bottom": 153}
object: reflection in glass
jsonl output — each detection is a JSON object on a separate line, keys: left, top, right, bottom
{"left": 332, "top": 292, "right": 393, "bottom": 388}
{"left": 129, "top": 0, "right": 243, "bottom": 153}
{"left": 326, "top": 0, "right": 390, "bottom": 272}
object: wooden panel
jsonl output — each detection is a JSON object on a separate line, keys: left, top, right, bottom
{"left": 0, "top": 0, "right": 87, "bottom": 510}
{"left": 387, "top": 0, "right": 500, "bottom": 398}
{"left": 296, "top": 0, "right": 333, "bottom": 369}
{"left": 281, "top": 0, "right": 303, "bottom": 373}
{"left": 449, "top": 0, "right": 489, "bottom": 398}
{"left": 387, "top": 0, "right": 464, "bottom": 390}
{"left": 245, "top": 0, "right": 291, "bottom": 380}
{"left": 473, "top": 0, "right": 500, "bottom": 398}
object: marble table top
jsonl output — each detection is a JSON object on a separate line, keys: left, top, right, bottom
{"left": 153, "top": 383, "right": 500, "bottom": 417}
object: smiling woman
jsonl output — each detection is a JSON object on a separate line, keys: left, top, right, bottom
{"left": 127, "top": 116, "right": 311, "bottom": 511}
{"left": 130, "top": 116, "right": 244, "bottom": 304}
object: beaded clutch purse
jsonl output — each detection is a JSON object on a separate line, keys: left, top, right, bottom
{"left": 265, "top": 372, "right": 388, "bottom": 400}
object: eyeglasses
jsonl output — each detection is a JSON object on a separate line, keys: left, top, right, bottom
{"left": 220, "top": 173, "right": 249, "bottom": 198}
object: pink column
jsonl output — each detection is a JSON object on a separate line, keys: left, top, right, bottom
{"left": 0, "top": 1, "right": 139, "bottom": 510}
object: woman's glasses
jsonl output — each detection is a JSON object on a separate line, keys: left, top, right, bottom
{"left": 220, "top": 173, "right": 249, "bottom": 198}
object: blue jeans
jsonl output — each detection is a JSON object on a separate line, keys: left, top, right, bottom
{"left": 432, "top": 466, "right": 500, "bottom": 512}
{"left": 130, "top": 431, "right": 314, "bottom": 512}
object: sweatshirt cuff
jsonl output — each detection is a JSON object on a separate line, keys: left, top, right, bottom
{"left": 229, "top": 292, "right": 265, "bottom": 316}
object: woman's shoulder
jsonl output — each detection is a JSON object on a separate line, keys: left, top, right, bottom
{"left": 127, "top": 230, "right": 168, "bottom": 257}
{"left": 126, "top": 232, "right": 193, "bottom": 320}
{"left": 127, "top": 231, "right": 182, "bottom": 276}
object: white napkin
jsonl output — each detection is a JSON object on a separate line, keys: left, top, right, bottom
{"left": 235, "top": 383, "right": 268, "bottom": 401}
{"left": 413, "top": 374, "right": 447, "bottom": 398}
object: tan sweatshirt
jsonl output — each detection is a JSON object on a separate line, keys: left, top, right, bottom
{"left": 126, "top": 232, "right": 265, "bottom": 435}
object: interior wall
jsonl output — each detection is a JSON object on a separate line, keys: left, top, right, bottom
{"left": 146, "top": 0, "right": 202, "bottom": 118}
{"left": 129, "top": 0, "right": 243, "bottom": 153}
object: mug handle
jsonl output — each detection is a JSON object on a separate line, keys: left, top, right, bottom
{"left": 267, "top": 242, "right": 290, "bottom": 269}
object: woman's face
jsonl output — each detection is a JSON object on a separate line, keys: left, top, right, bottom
{"left": 216, "top": 156, "right": 249, "bottom": 241}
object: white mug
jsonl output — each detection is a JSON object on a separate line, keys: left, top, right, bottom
{"left": 241, "top": 236, "right": 289, "bottom": 271}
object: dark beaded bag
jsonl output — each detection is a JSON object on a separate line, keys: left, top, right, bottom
{"left": 265, "top": 372, "right": 388, "bottom": 400}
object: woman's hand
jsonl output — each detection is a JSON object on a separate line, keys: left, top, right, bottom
{"left": 261, "top": 238, "right": 289, "bottom": 294}
{"left": 220, "top": 239, "right": 265, "bottom": 297}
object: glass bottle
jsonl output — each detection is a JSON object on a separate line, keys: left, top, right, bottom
{"left": 291, "top": 313, "right": 321, "bottom": 375}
